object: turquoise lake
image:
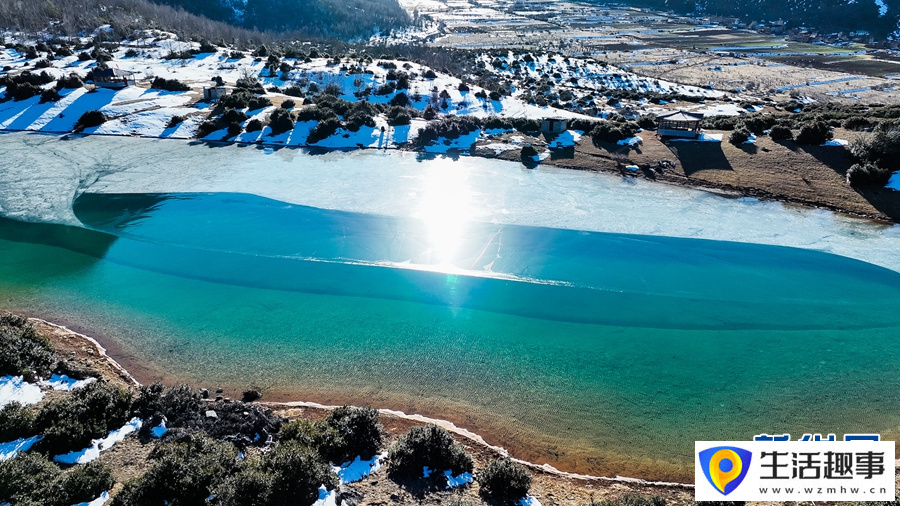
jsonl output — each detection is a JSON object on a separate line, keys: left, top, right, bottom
{"left": 1, "top": 133, "right": 900, "bottom": 480}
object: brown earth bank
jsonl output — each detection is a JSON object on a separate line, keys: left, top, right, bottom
{"left": 26, "top": 317, "right": 702, "bottom": 506}
{"left": 474, "top": 128, "right": 900, "bottom": 224}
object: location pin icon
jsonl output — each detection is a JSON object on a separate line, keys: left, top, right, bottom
{"left": 709, "top": 449, "right": 743, "bottom": 494}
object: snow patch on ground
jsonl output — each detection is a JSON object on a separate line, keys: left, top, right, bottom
{"left": 520, "top": 495, "right": 543, "bottom": 506}
{"left": 333, "top": 453, "right": 385, "bottom": 484}
{"left": 54, "top": 418, "right": 142, "bottom": 464}
{"left": 669, "top": 132, "right": 723, "bottom": 142}
{"left": 0, "top": 376, "right": 43, "bottom": 408}
{"left": 547, "top": 130, "right": 582, "bottom": 149}
{"left": 312, "top": 486, "right": 337, "bottom": 506}
{"left": 39, "top": 374, "right": 96, "bottom": 391}
{"left": 150, "top": 421, "right": 167, "bottom": 438}
{"left": 824, "top": 139, "right": 849, "bottom": 146}
{"left": 888, "top": 171, "right": 900, "bottom": 190}
{"left": 72, "top": 491, "right": 110, "bottom": 506}
{"left": 617, "top": 135, "right": 643, "bottom": 146}
{"left": 0, "top": 436, "right": 41, "bottom": 461}
{"left": 444, "top": 470, "right": 473, "bottom": 489}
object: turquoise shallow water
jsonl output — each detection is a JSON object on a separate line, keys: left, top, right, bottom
{"left": 1, "top": 191, "right": 900, "bottom": 480}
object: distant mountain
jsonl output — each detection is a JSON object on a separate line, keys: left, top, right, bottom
{"left": 628, "top": 0, "right": 900, "bottom": 37}
{"left": 148, "top": 0, "right": 410, "bottom": 39}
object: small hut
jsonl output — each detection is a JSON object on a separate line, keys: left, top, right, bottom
{"left": 541, "top": 117, "right": 568, "bottom": 135}
{"left": 203, "top": 86, "right": 228, "bottom": 101}
{"left": 657, "top": 111, "right": 704, "bottom": 138}
{"left": 89, "top": 68, "right": 136, "bottom": 89}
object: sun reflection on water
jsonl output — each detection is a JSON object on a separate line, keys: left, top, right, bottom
{"left": 415, "top": 162, "right": 473, "bottom": 269}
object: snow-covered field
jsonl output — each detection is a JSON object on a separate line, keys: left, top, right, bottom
{"left": 0, "top": 30, "right": 756, "bottom": 153}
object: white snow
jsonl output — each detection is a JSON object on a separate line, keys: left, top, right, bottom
{"left": 72, "top": 491, "right": 110, "bottom": 506}
{"left": 617, "top": 135, "right": 643, "bottom": 146}
{"left": 520, "top": 496, "right": 543, "bottom": 506}
{"left": 333, "top": 453, "right": 385, "bottom": 484}
{"left": 547, "top": 130, "right": 582, "bottom": 149}
{"left": 54, "top": 417, "right": 142, "bottom": 464}
{"left": 888, "top": 171, "right": 900, "bottom": 190}
{"left": 669, "top": 132, "right": 723, "bottom": 142}
{"left": 876, "top": 0, "right": 889, "bottom": 17}
{"left": 824, "top": 139, "right": 849, "bottom": 146}
{"left": 0, "top": 376, "right": 43, "bottom": 408}
{"left": 423, "top": 466, "right": 433, "bottom": 478}
{"left": 444, "top": 470, "right": 473, "bottom": 489}
{"left": 625, "top": 165, "right": 640, "bottom": 172}
{"left": 150, "top": 421, "right": 167, "bottom": 438}
{"left": 0, "top": 436, "right": 41, "bottom": 461}
{"left": 39, "top": 374, "right": 96, "bottom": 391}
{"left": 311, "top": 486, "right": 337, "bottom": 506}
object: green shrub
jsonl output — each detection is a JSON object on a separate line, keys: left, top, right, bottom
{"left": 283, "top": 86, "right": 305, "bottom": 98}
{"left": 0, "top": 402, "right": 35, "bottom": 442}
{"left": 0, "top": 313, "right": 56, "bottom": 380}
{"left": 325, "top": 406, "right": 383, "bottom": 462}
{"left": 215, "top": 467, "right": 273, "bottom": 506}
{"left": 77, "top": 52, "right": 91, "bottom": 61}
{"left": 389, "top": 92, "right": 410, "bottom": 107}
{"left": 112, "top": 434, "right": 238, "bottom": 506}
{"left": 477, "top": 458, "right": 531, "bottom": 503}
{"left": 268, "top": 108, "right": 295, "bottom": 135}
{"left": 196, "top": 120, "right": 220, "bottom": 138}
{"left": 307, "top": 116, "right": 342, "bottom": 143}
{"left": 55, "top": 73, "right": 84, "bottom": 90}
{"left": 387, "top": 106, "right": 412, "bottom": 126}
{"left": 768, "top": 125, "right": 793, "bottom": 140}
{"left": 0, "top": 453, "right": 58, "bottom": 505}
{"left": 846, "top": 163, "right": 893, "bottom": 186}
{"left": 740, "top": 115, "right": 777, "bottom": 135}
{"left": 636, "top": 114, "right": 657, "bottom": 130}
{"left": 728, "top": 128, "right": 751, "bottom": 145}
{"left": 521, "top": 145, "right": 538, "bottom": 160}
{"left": 44, "top": 461, "right": 115, "bottom": 506}
{"left": 246, "top": 119, "right": 263, "bottom": 132}
{"left": 74, "top": 110, "right": 108, "bottom": 131}
{"left": 124, "top": 48, "right": 139, "bottom": 58}
{"left": 281, "top": 99, "right": 296, "bottom": 109}
{"left": 248, "top": 95, "right": 272, "bottom": 110}
{"left": 795, "top": 121, "right": 833, "bottom": 145}
{"left": 387, "top": 424, "right": 473, "bottom": 478}
{"left": 150, "top": 77, "right": 190, "bottom": 92}
{"left": 280, "top": 418, "right": 342, "bottom": 459}
{"left": 35, "top": 380, "right": 132, "bottom": 455}
{"left": 167, "top": 115, "right": 185, "bottom": 128}
{"left": 226, "top": 122, "right": 243, "bottom": 138}
{"left": 591, "top": 121, "right": 637, "bottom": 143}
{"left": 222, "top": 108, "right": 248, "bottom": 124}
{"left": 39, "top": 88, "right": 60, "bottom": 104}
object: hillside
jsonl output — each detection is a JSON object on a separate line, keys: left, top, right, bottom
{"left": 625, "top": 0, "right": 900, "bottom": 37}
{"left": 0, "top": 0, "right": 409, "bottom": 42}
{"left": 149, "top": 0, "right": 410, "bottom": 39}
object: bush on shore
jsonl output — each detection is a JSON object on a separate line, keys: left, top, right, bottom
{"left": 111, "top": 434, "right": 239, "bottom": 506}
{"left": 0, "top": 451, "right": 115, "bottom": 506}
{"left": 216, "top": 441, "right": 337, "bottom": 506}
{"left": 477, "top": 458, "right": 532, "bottom": 504}
{"left": 387, "top": 424, "right": 473, "bottom": 479}
{"left": 0, "top": 402, "right": 35, "bottom": 442}
{"left": 73, "top": 110, "right": 108, "bottom": 131}
{"left": 34, "top": 380, "right": 132, "bottom": 455}
{"left": 0, "top": 313, "right": 56, "bottom": 380}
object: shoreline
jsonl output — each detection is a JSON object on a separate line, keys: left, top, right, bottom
{"left": 24, "top": 313, "right": 695, "bottom": 490}
{"left": 3, "top": 128, "right": 897, "bottom": 226}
